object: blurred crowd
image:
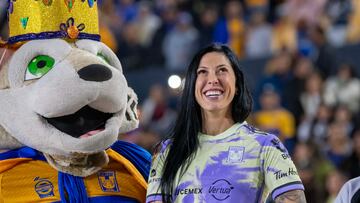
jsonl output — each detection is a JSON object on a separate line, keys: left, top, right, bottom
{"left": 97, "top": 0, "right": 360, "bottom": 73}
{"left": 2, "top": 0, "right": 360, "bottom": 72}
{"left": 1, "top": 0, "right": 360, "bottom": 202}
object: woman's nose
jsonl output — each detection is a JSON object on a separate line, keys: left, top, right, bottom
{"left": 207, "top": 73, "right": 219, "bottom": 85}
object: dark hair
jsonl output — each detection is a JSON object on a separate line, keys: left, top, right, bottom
{"left": 159, "top": 43, "right": 253, "bottom": 202}
{"left": 338, "top": 63, "right": 358, "bottom": 78}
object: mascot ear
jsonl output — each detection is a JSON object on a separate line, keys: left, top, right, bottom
{"left": 0, "top": 48, "right": 13, "bottom": 89}
{"left": 119, "top": 87, "right": 139, "bottom": 134}
{"left": 0, "top": 48, "right": 23, "bottom": 150}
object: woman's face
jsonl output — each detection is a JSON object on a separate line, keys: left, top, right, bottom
{"left": 195, "top": 52, "right": 237, "bottom": 115}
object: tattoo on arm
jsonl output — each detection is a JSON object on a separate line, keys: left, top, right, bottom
{"left": 275, "top": 190, "right": 306, "bottom": 203}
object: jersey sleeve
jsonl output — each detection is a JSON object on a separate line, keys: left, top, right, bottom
{"left": 261, "top": 135, "right": 304, "bottom": 200}
{"left": 146, "top": 140, "right": 170, "bottom": 203}
{"left": 334, "top": 181, "right": 351, "bottom": 203}
{"left": 335, "top": 177, "right": 360, "bottom": 203}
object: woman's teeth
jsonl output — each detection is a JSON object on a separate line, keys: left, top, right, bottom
{"left": 205, "top": 90, "right": 222, "bottom": 97}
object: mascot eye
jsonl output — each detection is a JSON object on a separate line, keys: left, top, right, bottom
{"left": 97, "top": 53, "right": 110, "bottom": 64}
{"left": 25, "top": 55, "right": 55, "bottom": 80}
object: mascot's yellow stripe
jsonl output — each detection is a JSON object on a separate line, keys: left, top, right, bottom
{"left": 106, "top": 149, "right": 148, "bottom": 190}
{"left": 0, "top": 158, "right": 32, "bottom": 173}
{"left": 0, "top": 173, "right": 2, "bottom": 203}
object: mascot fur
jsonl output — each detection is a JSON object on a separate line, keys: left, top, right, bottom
{"left": 0, "top": 1, "right": 150, "bottom": 202}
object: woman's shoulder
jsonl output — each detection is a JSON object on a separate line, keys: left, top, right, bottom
{"left": 240, "top": 123, "right": 268, "bottom": 135}
{"left": 240, "top": 123, "right": 279, "bottom": 143}
{"left": 157, "top": 139, "right": 172, "bottom": 154}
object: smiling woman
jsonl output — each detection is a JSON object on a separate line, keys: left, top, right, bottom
{"left": 146, "top": 44, "right": 306, "bottom": 203}
{"left": 195, "top": 51, "right": 237, "bottom": 135}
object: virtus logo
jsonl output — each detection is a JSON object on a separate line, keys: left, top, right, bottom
{"left": 208, "top": 179, "right": 234, "bottom": 201}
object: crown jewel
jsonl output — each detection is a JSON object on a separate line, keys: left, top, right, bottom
{"left": 6, "top": 0, "right": 100, "bottom": 44}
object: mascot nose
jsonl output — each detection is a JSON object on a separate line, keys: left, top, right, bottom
{"left": 77, "top": 64, "right": 112, "bottom": 82}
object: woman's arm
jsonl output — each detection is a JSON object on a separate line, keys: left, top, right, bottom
{"left": 274, "top": 190, "right": 306, "bottom": 203}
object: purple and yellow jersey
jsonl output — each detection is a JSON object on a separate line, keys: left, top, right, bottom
{"left": 146, "top": 122, "right": 304, "bottom": 203}
{"left": 0, "top": 141, "right": 150, "bottom": 203}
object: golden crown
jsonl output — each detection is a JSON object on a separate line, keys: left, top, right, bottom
{"left": 5, "top": 0, "right": 100, "bottom": 45}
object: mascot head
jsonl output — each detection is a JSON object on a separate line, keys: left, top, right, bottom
{"left": 0, "top": 0, "right": 139, "bottom": 176}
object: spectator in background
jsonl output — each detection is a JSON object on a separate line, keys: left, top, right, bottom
{"left": 342, "top": 128, "right": 360, "bottom": 179}
{"left": 245, "top": 11, "right": 272, "bottom": 58}
{"left": 252, "top": 84, "right": 295, "bottom": 144}
{"left": 283, "top": 57, "right": 314, "bottom": 125}
{"left": 292, "top": 142, "right": 318, "bottom": 203}
{"left": 271, "top": 9, "right": 297, "bottom": 54}
{"left": 323, "top": 63, "right": 360, "bottom": 114}
{"left": 295, "top": 71, "right": 324, "bottom": 142}
{"left": 346, "top": 0, "right": 360, "bottom": 44}
{"left": 325, "top": 170, "right": 348, "bottom": 203}
{"left": 154, "top": 0, "right": 177, "bottom": 11}
{"left": 297, "top": 103, "right": 333, "bottom": 145}
{"left": 293, "top": 142, "right": 333, "bottom": 202}
{"left": 140, "top": 84, "right": 177, "bottom": 137}
{"left": 325, "top": 122, "right": 352, "bottom": 168}
{"left": 197, "top": 4, "right": 219, "bottom": 49}
{"left": 309, "top": 24, "right": 338, "bottom": 78}
{"left": 99, "top": 24, "right": 118, "bottom": 52}
{"left": 116, "top": 0, "right": 139, "bottom": 23}
{"left": 299, "top": 71, "right": 323, "bottom": 122}
{"left": 135, "top": 1, "right": 161, "bottom": 48}
{"left": 245, "top": 0, "right": 269, "bottom": 15}
{"left": 284, "top": 0, "right": 326, "bottom": 27}
{"left": 296, "top": 19, "right": 317, "bottom": 58}
{"left": 116, "top": 22, "right": 145, "bottom": 71}
{"left": 333, "top": 105, "right": 355, "bottom": 136}
{"left": 324, "top": 0, "right": 351, "bottom": 47}
{"left": 98, "top": 0, "right": 123, "bottom": 38}
{"left": 98, "top": 9, "right": 118, "bottom": 52}
{"left": 98, "top": 0, "right": 128, "bottom": 35}
{"left": 163, "top": 11, "right": 199, "bottom": 71}
{"left": 254, "top": 51, "right": 293, "bottom": 109}
{"left": 146, "top": 5, "right": 178, "bottom": 67}
{"left": 214, "top": 0, "right": 246, "bottom": 58}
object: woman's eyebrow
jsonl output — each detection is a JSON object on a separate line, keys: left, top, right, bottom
{"left": 198, "top": 64, "right": 228, "bottom": 69}
{"left": 216, "top": 64, "right": 229, "bottom": 68}
{"left": 197, "top": 66, "right": 209, "bottom": 69}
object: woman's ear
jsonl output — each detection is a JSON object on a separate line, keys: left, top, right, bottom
{"left": 118, "top": 87, "right": 139, "bottom": 134}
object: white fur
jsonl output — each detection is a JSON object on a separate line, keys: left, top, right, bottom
{"left": 119, "top": 87, "right": 140, "bottom": 134}
{"left": 75, "top": 39, "right": 123, "bottom": 73}
{"left": 0, "top": 39, "right": 138, "bottom": 157}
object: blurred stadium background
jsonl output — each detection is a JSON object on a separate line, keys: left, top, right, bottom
{"left": 1, "top": 0, "right": 360, "bottom": 202}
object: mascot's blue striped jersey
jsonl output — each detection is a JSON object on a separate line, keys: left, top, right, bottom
{"left": 0, "top": 141, "right": 151, "bottom": 203}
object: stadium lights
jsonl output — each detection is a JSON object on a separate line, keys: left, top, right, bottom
{"left": 168, "top": 74, "right": 182, "bottom": 89}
